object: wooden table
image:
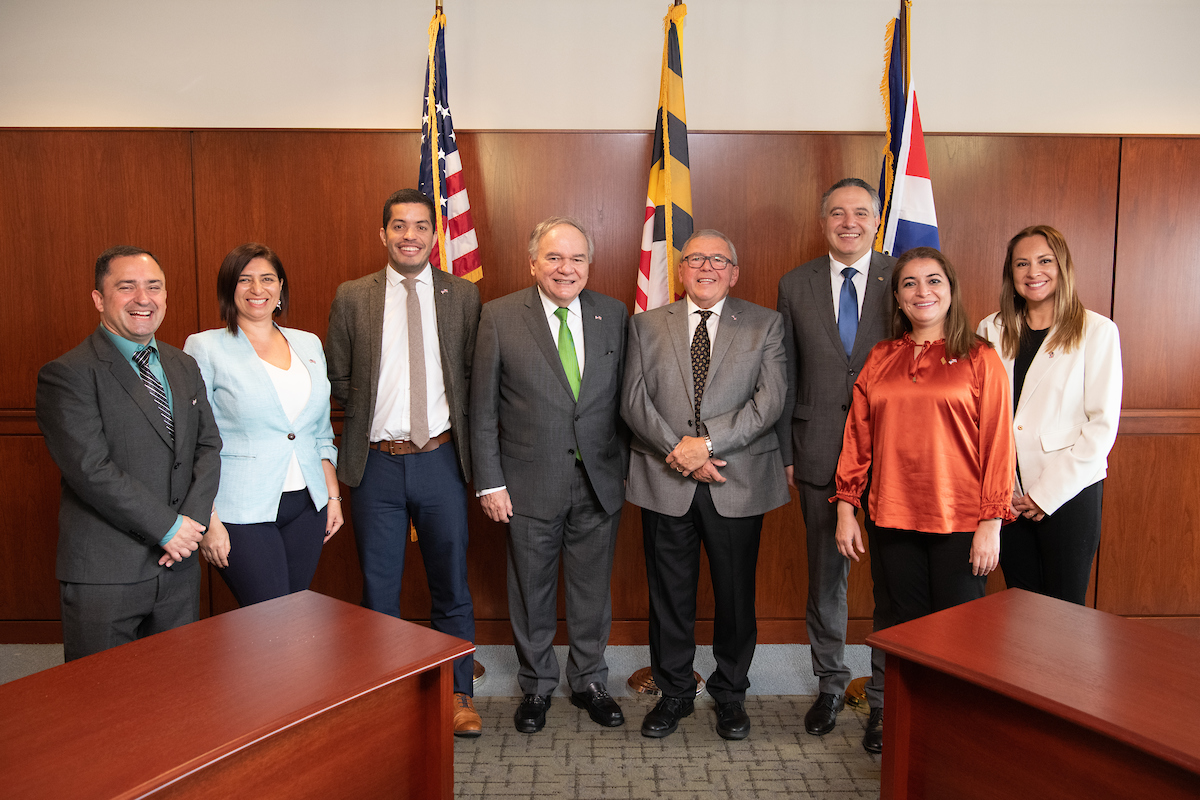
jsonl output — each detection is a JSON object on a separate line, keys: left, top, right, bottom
{"left": 0, "top": 590, "right": 473, "bottom": 799}
{"left": 868, "top": 589, "right": 1200, "bottom": 800}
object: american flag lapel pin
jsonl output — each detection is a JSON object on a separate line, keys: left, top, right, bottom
{"left": 595, "top": 315, "right": 602, "bottom": 320}
{"left": 440, "top": 288, "right": 448, "bottom": 295}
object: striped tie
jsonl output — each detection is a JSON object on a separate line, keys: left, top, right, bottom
{"left": 133, "top": 347, "right": 174, "bottom": 440}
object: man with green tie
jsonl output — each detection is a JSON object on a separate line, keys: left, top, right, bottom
{"left": 470, "top": 217, "right": 630, "bottom": 734}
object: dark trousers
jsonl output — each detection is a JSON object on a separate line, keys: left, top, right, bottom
{"left": 1002, "top": 480, "right": 1104, "bottom": 605}
{"left": 60, "top": 563, "right": 200, "bottom": 661}
{"left": 875, "top": 527, "right": 986, "bottom": 626}
{"left": 219, "top": 490, "right": 327, "bottom": 607}
{"left": 642, "top": 484, "right": 763, "bottom": 704}
{"left": 353, "top": 442, "right": 475, "bottom": 695}
{"left": 507, "top": 462, "right": 621, "bottom": 696}
{"left": 798, "top": 478, "right": 893, "bottom": 708}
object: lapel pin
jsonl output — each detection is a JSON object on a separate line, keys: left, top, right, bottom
{"left": 1048, "top": 352, "right": 1055, "bottom": 358}
{"left": 191, "top": 398, "right": 197, "bottom": 405}
{"left": 595, "top": 315, "right": 602, "bottom": 320}
{"left": 440, "top": 288, "right": 448, "bottom": 294}
{"left": 730, "top": 314, "right": 737, "bottom": 321}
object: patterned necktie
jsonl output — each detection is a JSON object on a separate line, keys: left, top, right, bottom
{"left": 402, "top": 277, "right": 429, "bottom": 448}
{"left": 691, "top": 310, "right": 713, "bottom": 428}
{"left": 554, "top": 307, "right": 581, "bottom": 401}
{"left": 838, "top": 267, "right": 859, "bottom": 357}
{"left": 133, "top": 347, "right": 174, "bottom": 440}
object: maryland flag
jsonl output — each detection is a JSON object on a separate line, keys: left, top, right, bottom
{"left": 875, "top": 0, "right": 939, "bottom": 256}
{"left": 636, "top": 3, "right": 693, "bottom": 313}
{"left": 419, "top": 9, "right": 482, "bottom": 282}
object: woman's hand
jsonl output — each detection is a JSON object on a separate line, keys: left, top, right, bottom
{"left": 324, "top": 497, "right": 344, "bottom": 543}
{"left": 835, "top": 501, "right": 865, "bottom": 562}
{"left": 970, "top": 518, "right": 1002, "bottom": 577}
{"left": 199, "top": 513, "right": 231, "bottom": 569}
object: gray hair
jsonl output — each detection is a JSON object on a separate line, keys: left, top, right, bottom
{"left": 680, "top": 229, "right": 738, "bottom": 266}
{"left": 527, "top": 216, "right": 594, "bottom": 263}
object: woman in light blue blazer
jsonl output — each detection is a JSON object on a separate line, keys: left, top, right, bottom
{"left": 977, "top": 225, "right": 1122, "bottom": 605}
{"left": 184, "top": 243, "right": 342, "bottom": 606}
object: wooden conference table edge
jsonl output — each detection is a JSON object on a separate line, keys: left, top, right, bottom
{"left": 0, "top": 590, "right": 474, "bottom": 799}
{"left": 866, "top": 588, "right": 1200, "bottom": 778}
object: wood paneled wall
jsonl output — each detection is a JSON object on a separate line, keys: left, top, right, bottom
{"left": 2, "top": 129, "right": 1196, "bottom": 644}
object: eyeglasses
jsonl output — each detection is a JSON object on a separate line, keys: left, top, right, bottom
{"left": 682, "top": 254, "right": 733, "bottom": 270}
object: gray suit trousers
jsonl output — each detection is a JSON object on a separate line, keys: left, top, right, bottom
{"left": 798, "top": 478, "right": 890, "bottom": 708}
{"left": 507, "top": 463, "right": 621, "bottom": 696}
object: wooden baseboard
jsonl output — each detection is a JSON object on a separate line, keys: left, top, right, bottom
{"left": 0, "top": 621, "right": 62, "bottom": 644}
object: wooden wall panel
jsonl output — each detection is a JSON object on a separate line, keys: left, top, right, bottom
{"left": 1097, "top": 434, "right": 1200, "bottom": 615}
{"left": 928, "top": 136, "right": 1119, "bottom": 328}
{"left": 0, "top": 438, "right": 62, "bottom": 619}
{"left": 1113, "top": 138, "right": 1200, "bottom": 409}
{"left": 0, "top": 131, "right": 198, "bottom": 407}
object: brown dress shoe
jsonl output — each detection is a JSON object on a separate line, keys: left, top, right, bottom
{"left": 453, "top": 692, "right": 482, "bottom": 738}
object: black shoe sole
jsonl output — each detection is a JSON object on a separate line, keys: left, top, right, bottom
{"left": 717, "top": 725, "right": 750, "bottom": 741}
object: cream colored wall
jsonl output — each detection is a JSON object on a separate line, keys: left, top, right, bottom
{"left": 1, "top": 0, "right": 1196, "bottom": 133}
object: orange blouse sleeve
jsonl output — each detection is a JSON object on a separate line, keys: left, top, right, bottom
{"left": 974, "top": 345, "right": 1017, "bottom": 522}
{"left": 833, "top": 345, "right": 881, "bottom": 508}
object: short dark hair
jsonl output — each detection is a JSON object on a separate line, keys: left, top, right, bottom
{"left": 820, "top": 178, "right": 882, "bottom": 219}
{"left": 216, "top": 243, "right": 288, "bottom": 334}
{"left": 95, "top": 246, "right": 159, "bottom": 291}
{"left": 383, "top": 189, "right": 436, "bottom": 229}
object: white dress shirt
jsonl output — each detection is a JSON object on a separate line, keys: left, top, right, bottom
{"left": 828, "top": 250, "right": 871, "bottom": 323}
{"left": 538, "top": 287, "right": 586, "bottom": 375}
{"left": 370, "top": 264, "right": 451, "bottom": 442}
{"left": 261, "top": 342, "right": 312, "bottom": 491}
{"left": 686, "top": 295, "right": 726, "bottom": 346}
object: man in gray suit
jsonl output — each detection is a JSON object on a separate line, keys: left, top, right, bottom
{"left": 37, "top": 246, "right": 221, "bottom": 661}
{"left": 775, "top": 178, "right": 896, "bottom": 753}
{"left": 325, "top": 189, "right": 482, "bottom": 736}
{"left": 622, "top": 229, "right": 789, "bottom": 741}
{"left": 471, "top": 216, "right": 629, "bottom": 734}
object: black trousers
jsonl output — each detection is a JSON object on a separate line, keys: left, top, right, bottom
{"left": 875, "top": 527, "right": 986, "bottom": 626}
{"left": 1001, "top": 480, "right": 1104, "bottom": 605}
{"left": 642, "top": 484, "right": 763, "bottom": 704}
{"left": 219, "top": 490, "right": 327, "bottom": 607}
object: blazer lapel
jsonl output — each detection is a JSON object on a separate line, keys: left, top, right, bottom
{"left": 159, "top": 348, "right": 191, "bottom": 455}
{"left": 578, "top": 290, "right": 604, "bottom": 400}
{"left": 524, "top": 286, "right": 576, "bottom": 400}
{"left": 366, "top": 269, "right": 387, "bottom": 403}
{"left": 95, "top": 331, "right": 173, "bottom": 449}
{"left": 667, "top": 301, "right": 695, "bottom": 400}
{"left": 1015, "top": 334, "right": 1058, "bottom": 416}
{"left": 706, "top": 297, "right": 741, "bottom": 382}
{"left": 809, "top": 258, "right": 844, "bottom": 361}
{"left": 853, "top": 252, "right": 891, "bottom": 361}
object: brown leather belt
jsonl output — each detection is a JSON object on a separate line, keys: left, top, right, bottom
{"left": 369, "top": 430, "right": 451, "bottom": 456}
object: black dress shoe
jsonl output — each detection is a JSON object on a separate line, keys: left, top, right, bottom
{"left": 804, "top": 692, "right": 845, "bottom": 735}
{"left": 715, "top": 700, "right": 751, "bottom": 740}
{"left": 863, "top": 707, "right": 883, "bottom": 753}
{"left": 641, "top": 696, "right": 694, "bottom": 738}
{"left": 570, "top": 682, "right": 625, "bottom": 727}
{"left": 514, "top": 694, "right": 552, "bottom": 733}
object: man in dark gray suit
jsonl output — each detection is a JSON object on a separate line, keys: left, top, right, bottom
{"left": 37, "top": 246, "right": 221, "bottom": 661}
{"left": 471, "top": 217, "right": 629, "bottom": 733}
{"left": 622, "top": 229, "right": 789, "bottom": 741}
{"left": 325, "top": 189, "right": 482, "bottom": 736}
{"left": 775, "top": 178, "right": 896, "bottom": 753}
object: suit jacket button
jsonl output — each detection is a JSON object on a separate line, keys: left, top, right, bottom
{"left": 686, "top": 419, "right": 693, "bottom": 427}
{"left": 841, "top": 405, "right": 848, "bottom": 412}
{"left": 568, "top": 449, "right": 575, "bottom": 456}
{"left": 174, "top": 461, "right": 182, "bottom": 469}
{"left": 288, "top": 432, "right": 296, "bottom": 440}
{"left": 574, "top": 415, "right": 581, "bottom": 421}
{"left": 849, "top": 370, "right": 856, "bottom": 376}
{"left": 172, "top": 498, "right": 180, "bottom": 505}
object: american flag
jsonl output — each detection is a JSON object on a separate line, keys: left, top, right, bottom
{"left": 419, "top": 10, "right": 482, "bottom": 282}
{"left": 636, "top": 2, "right": 692, "bottom": 313}
{"left": 876, "top": 0, "right": 939, "bottom": 256}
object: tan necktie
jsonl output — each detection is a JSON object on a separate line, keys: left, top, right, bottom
{"left": 402, "top": 276, "right": 429, "bottom": 448}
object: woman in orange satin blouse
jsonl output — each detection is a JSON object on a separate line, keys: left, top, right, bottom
{"left": 833, "top": 247, "right": 1015, "bottom": 625}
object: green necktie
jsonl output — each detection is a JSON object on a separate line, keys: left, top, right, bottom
{"left": 555, "top": 307, "right": 581, "bottom": 401}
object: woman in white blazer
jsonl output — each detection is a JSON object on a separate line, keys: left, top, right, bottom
{"left": 184, "top": 243, "right": 342, "bottom": 606}
{"left": 977, "top": 225, "right": 1122, "bottom": 605}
